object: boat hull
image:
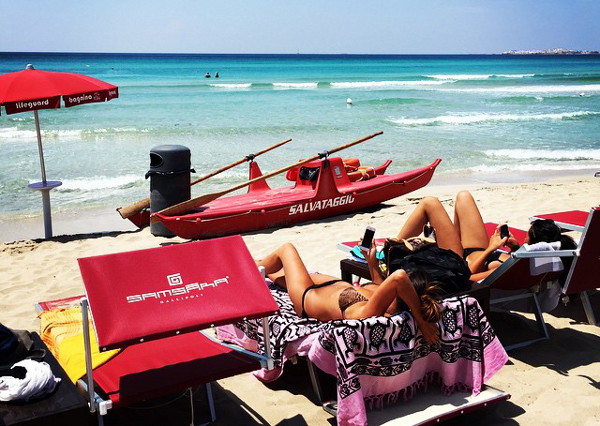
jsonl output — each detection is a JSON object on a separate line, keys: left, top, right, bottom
{"left": 153, "top": 157, "right": 441, "bottom": 240}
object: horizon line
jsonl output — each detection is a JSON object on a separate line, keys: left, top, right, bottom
{"left": 1, "top": 49, "right": 597, "bottom": 57}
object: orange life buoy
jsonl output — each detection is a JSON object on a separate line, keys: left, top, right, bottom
{"left": 342, "top": 158, "right": 361, "bottom": 172}
{"left": 347, "top": 166, "right": 376, "bottom": 182}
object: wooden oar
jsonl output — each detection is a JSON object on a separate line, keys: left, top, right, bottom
{"left": 154, "top": 131, "right": 383, "bottom": 219}
{"left": 117, "top": 138, "right": 292, "bottom": 219}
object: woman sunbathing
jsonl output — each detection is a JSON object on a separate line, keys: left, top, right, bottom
{"left": 257, "top": 242, "right": 441, "bottom": 344}
{"left": 397, "top": 190, "right": 576, "bottom": 281}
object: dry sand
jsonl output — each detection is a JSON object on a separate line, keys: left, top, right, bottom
{"left": 1, "top": 175, "right": 599, "bottom": 425}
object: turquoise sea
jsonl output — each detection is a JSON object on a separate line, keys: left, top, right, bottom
{"left": 0, "top": 52, "right": 599, "bottom": 223}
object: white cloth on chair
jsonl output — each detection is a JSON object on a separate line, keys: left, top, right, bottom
{"left": 523, "top": 241, "right": 563, "bottom": 275}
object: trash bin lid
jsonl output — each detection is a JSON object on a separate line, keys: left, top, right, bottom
{"left": 149, "top": 145, "right": 191, "bottom": 174}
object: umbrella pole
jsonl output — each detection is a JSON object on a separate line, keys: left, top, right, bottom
{"left": 33, "top": 110, "right": 53, "bottom": 238}
{"left": 40, "top": 189, "right": 53, "bottom": 239}
{"left": 33, "top": 110, "right": 47, "bottom": 183}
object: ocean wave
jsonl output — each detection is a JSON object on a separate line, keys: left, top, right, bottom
{"left": 484, "top": 148, "right": 600, "bottom": 161}
{"left": 0, "top": 127, "right": 150, "bottom": 140}
{"left": 498, "top": 94, "right": 591, "bottom": 104}
{"left": 0, "top": 127, "right": 38, "bottom": 139}
{"left": 330, "top": 80, "right": 452, "bottom": 89}
{"left": 366, "top": 97, "right": 425, "bottom": 106}
{"left": 0, "top": 127, "right": 85, "bottom": 140}
{"left": 55, "top": 175, "right": 142, "bottom": 192}
{"left": 390, "top": 110, "right": 599, "bottom": 126}
{"left": 441, "top": 84, "right": 600, "bottom": 94}
{"left": 272, "top": 82, "right": 318, "bottom": 89}
{"left": 427, "top": 74, "right": 534, "bottom": 80}
{"left": 469, "top": 162, "right": 599, "bottom": 173}
{"left": 209, "top": 83, "right": 252, "bottom": 89}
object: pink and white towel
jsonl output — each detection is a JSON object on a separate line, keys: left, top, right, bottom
{"left": 217, "top": 284, "right": 508, "bottom": 426}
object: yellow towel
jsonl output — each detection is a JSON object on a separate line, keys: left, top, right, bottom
{"left": 39, "top": 307, "right": 119, "bottom": 383}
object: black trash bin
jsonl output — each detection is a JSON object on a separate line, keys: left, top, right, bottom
{"left": 146, "top": 145, "right": 194, "bottom": 237}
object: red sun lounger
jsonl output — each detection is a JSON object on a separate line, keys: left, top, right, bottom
{"left": 483, "top": 222, "right": 578, "bottom": 349}
{"left": 560, "top": 207, "right": 600, "bottom": 325}
{"left": 529, "top": 210, "right": 590, "bottom": 232}
{"left": 528, "top": 207, "right": 600, "bottom": 324}
{"left": 76, "top": 235, "right": 279, "bottom": 424}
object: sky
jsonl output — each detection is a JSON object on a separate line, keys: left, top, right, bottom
{"left": 1, "top": 0, "right": 598, "bottom": 55}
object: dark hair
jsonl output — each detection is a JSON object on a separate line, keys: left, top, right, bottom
{"left": 528, "top": 219, "right": 577, "bottom": 283}
{"left": 528, "top": 219, "right": 577, "bottom": 249}
{"left": 397, "top": 270, "right": 442, "bottom": 322}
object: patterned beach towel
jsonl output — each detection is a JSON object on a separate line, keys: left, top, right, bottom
{"left": 217, "top": 284, "right": 508, "bottom": 425}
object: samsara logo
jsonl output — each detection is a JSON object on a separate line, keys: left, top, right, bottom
{"left": 126, "top": 272, "right": 230, "bottom": 304}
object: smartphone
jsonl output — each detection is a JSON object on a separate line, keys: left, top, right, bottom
{"left": 360, "top": 226, "right": 376, "bottom": 250}
{"left": 500, "top": 224, "right": 509, "bottom": 239}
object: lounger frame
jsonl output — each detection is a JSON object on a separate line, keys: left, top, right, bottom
{"left": 75, "top": 236, "right": 278, "bottom": 425}
{"left": 529, "top": 207, "right": 600, "bottom": 325}
{"left": 483, "top": 248, "right": 577, "bottom": 350}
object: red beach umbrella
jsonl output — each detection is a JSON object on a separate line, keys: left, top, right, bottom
{"left": 0, "top": 64, "right": 118, "bottom": 238}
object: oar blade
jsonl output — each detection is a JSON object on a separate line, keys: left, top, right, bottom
{"left": 117, "top": 198, "right": 150, "bottom": 219}
{"left": 153, "top": 190, "right": 226, "bottom": 218}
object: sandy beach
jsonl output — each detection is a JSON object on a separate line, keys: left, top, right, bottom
{"left": 1, "top": 174, "right": 599, "bottom": 425}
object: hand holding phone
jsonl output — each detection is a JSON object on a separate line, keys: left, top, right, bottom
{"left": 360, "top": 226, "right": 376, "bottom": 250}
{"left": 500, "top": 224, "right": 509, "bottom": 239}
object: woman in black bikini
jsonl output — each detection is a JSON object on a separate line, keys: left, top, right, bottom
{"left": 256, "top": 242, "right": 441, "bottom": 344}
{"left": 396, "top": 190, "right": 576, "bottom": 281}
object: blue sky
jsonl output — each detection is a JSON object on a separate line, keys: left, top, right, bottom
{"left": 1, "top": 0, "right": 598, "bottom": 54}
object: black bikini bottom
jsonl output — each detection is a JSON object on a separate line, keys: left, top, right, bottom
{"left": 301, "top": 279, "right": 341, "bottom": 319}
{"left": 463, "top": 247, "right": 504, "bottom": 266}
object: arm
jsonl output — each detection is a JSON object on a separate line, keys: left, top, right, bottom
{"left": 350, "top": 270, "right": 440, "bottom": 344}
{"left": 361, "top": 246, "right": 385, "bottom": 284}
{"left": 505, "top": 233, "right": 521, "bottom": 251}
{"left": 467, "top": 227, "right": 507, "bottom": 273}
{"left": 469, "top": 269, "right": 495, "bottom": 282}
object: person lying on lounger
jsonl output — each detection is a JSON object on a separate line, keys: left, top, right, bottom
{"left": 257, "top": 242, "right": 441, "bottom": 344}
{"left": 395, "top": 190, "right": 577, "bottom": 281}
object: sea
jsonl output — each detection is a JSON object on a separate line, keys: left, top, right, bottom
{"left": 0, "top": 52, "right": 599, "bottom": 230}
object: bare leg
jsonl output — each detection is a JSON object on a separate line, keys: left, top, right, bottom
{"left": 256, "top": 243, "right": 316, "bottom": 316}
{"left": 453, "top": 191, "right": 489, "bottom": 249}
{"left": 397, "top": 197, "right": 463, "bottom": 257}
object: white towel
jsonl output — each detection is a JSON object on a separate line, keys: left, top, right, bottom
{"left": 0, "top": 359, "right": 60, "bottom": 402}
{"left": 523, "top": 241, "right": 563, "bottom": 275}
{"left": 523, "top": 241, "right": 561, "bottom": 252}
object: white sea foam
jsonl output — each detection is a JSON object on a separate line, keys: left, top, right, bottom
{"left": 484, "top": 148, "right": 600, "bottom": 161}
{"left": 0, "top": 127, "right": 38, "bottom": 139}
{"left": 330, "top": 80, "right": 452, "bottom": 89}
{"left": 55, "top": 175, "right": 141, "bottom": 192}
{"left": 427, "top": 74, "right": 534, "bottom": 80}
{"left": 0, "top": 128, "right": 82, "bottom": 140}
{"left": 272, "top": 82, "right": 318, "bottom": 89}
{"left": 440, "top": 84, "right": 600, "bottom": 94}
{"left": 0, "top": 127, "right": 147, "bottom": 140}
{"left": 209, "top": 83, "right": 252, "bottom": 89}
{"left": 469, "top": 162, "right": 598, "bottom": 173}
{"left": 85, "top": 127, "right": 142, "bottom": 134}
{"left": 390, "top": 110, "right": 599, "bottom": 126}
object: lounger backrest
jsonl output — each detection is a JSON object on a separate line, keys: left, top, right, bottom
{"left": 482, "top": 256, "right": 556, "bottom": 290}
{"left": 78, "top": 235, "right": 279, "bottom": 351}
{"left": 563, "top": 207, "right": 600, "bottom": 295}
{"left": 530, "top": 210, "right": 589, "bottom": 232}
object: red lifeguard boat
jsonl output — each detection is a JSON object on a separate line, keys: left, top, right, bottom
{"left": 150, "top": 157, "right": 441, "bottom": 240}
